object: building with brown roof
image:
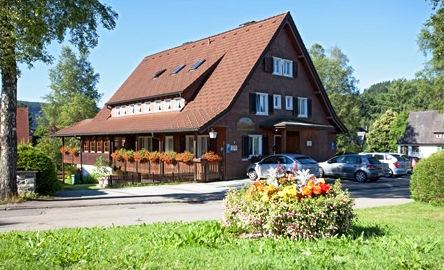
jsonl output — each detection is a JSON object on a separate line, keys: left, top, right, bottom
{"left": 56, "top": 12, "right": 345, "bottom": 180}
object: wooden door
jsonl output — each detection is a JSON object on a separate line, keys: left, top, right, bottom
{"left": 286, "top": 131, "right": 300, "bottom": 153}
{"left": 273, "top": 135, "right": 282, "bottom": 154}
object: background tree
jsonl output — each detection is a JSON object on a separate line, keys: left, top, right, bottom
{"left": 365, "top": 110, "right": 407, "bottom": 152}
{"left": 36, "top": 47, "right": 101, "bottom": 166}
{"left": 0, "top": 1, "right": 117, "bottom": 200}
{"left": 418, "top": 0, "right": 444, "bottom": 71}
{"left": 309, "top": 44, "right": 362, "bottom": 153}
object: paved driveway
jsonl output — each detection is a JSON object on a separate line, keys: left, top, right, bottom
{"left": 0, "top": 176, "right": 411, "bottom": 232}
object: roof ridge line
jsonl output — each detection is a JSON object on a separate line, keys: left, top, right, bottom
{"left": 143, "top": 12, "right": 289, "bottom": 60}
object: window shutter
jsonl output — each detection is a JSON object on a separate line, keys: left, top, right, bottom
{"left": 242, "top": 136, "right": 250, "bottom": 159}
{"left": 179, "top": 136, "right": 186, "bottom": 152}
{"left": 264, "top": 57, "right": 272, "bottom": 73}
{"left": 293, "top": 61, "right": 298, "bottom": 77}
{"left": 262, "top": 136, "right": 269, "bottom": 156}
{"left": 152, "top": 138, "right": 159, "bottom": 151}
{"left": 293, "top": 97, "right": 298, "bottom": 116}
{"left": 249, "top": 93, "right": 257, "bottom": 114}
{"left": 307, "top": 99, "right": 312, "bottom": 117}
{"left": 268, "top": 94, "right": 274, "bottom": 114}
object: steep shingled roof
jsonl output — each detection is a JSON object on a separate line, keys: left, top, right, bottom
{"left": 399, "top": 111, "right": 444, "bottom": 145}
{"left": 56, "top": 12, "right": 345, "bottom": 136}
{"left": 57, "top": 13, "right": 288, "bottom": 136}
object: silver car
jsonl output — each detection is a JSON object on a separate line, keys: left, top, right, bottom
{"left": 363, "top": 152, "right": 409, "bottom": 177}
{"left": 246, "top": 154, "right": 320, "bottom": 180}
{"left": 318, "top": 154, "right": 385, "bottom": 182}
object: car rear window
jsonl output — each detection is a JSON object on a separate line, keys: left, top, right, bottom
{"left": 367, "top": 157, "right": 381, "bottom": 164}
{"left": 295, "top": 157, "right": 318, "bottom": 164}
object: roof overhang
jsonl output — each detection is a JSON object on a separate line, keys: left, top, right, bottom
{"left": 273, "top": 121, "right": 335, "bottom": 129}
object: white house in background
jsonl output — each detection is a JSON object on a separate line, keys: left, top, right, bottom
{"left": 398, "top": 111, "right": 444, "bottom": 158}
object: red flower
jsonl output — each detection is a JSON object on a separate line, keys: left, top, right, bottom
{"left": 319, "top": 183, "right": 331, "bottom": 194}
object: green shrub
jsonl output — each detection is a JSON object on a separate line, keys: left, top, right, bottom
{"left": 410, "top": 151, "right": 444, "bottom": 205}
{"left": 17, "top": 144, "right": 60, "bottom": 194}
{"left": 223, "top": 177, "right": 354, "bottom": 239}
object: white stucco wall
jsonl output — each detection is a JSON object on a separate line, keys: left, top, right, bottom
{"left": 398, "top": 145, "right": 443, "bottom": 158}
{"left": 76, "top": 164, "right": 112, "bottom": 177}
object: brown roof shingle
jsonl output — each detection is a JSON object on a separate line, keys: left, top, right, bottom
{"left": 56, "top": 13, "right": 313, "bottom": 136}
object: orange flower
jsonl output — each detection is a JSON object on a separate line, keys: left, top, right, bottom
{"left": 320, "top": 183, "right": 331, "bottom": 194}
{"left": 313, "top": 185, "right": 322, "bottom": 195}
{"left": 302, "top": 186, "right": 313, "bottom": 197}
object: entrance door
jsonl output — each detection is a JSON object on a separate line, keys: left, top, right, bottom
{"left": 273, "top": 135, "right": 282, "bottom": 154}
{"left": 286, "top": 131, "right": 300, "bottom": 153}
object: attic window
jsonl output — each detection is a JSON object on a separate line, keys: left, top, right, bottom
{"left": 190, "top": 59, "right": 206, "bottom": 71}
{"left": 171, "top": 64, "right": 186, "bottom": 75}
{"left": 153, "top": 69, "right": 166, "bottom": 78}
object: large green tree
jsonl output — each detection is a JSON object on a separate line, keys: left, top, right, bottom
{"left": 419, "top": 0, "right": 444, "bottom": 71}
{"left": 365, "top": 110, "right": 408, "bottom": 152}
{"left": 309, "top": 44, "right": 362, "bottom": 153}
{"left": 0, "top": 1, "right": 117, "bottom": 199}
{"left": 36, "top": 47, "right": 101, "bottom": 166}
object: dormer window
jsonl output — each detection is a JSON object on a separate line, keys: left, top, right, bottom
{"left": 163, "top": 99, "right": 172, "bottom": 111}
{"left": 171, "top": 64, "right": 185, "bottom": 75}
{"left": 190, "top": 59, "right": 205, "bottom": 71}
{"left": 154, "top": 100, "right": 162, "bottom": 112}
{"left": 174, "top": 97, "right": 184, "bottom": 110}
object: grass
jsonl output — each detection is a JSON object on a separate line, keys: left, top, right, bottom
{"left": 0, "top": 202, "right": 443, "bottom": 269}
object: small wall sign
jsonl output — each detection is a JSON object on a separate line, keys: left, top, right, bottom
{"left": 226, "top": 144, "right": 231, "bottom": 154}
{"left": 231, "top": 144, "right": 238, "bottom": 152}
{"left": 306, "top": 140, "right": 313, "bottom": 147}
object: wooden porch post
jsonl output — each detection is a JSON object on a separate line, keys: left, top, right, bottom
{"left": 193, "top": 133, "right": 198, "bottom": 182}
{"left": 79, "top": 137, "right": 83, "bottom": 183}
{"left": 281, "top": 129, "right": 287, "bottom": 153}
{"left": 61, "top": 137, "right": 65, "bottom": 183}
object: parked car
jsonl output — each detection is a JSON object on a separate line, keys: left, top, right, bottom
{"left": 400, "top": 155, "right": 420, "bottom": 173}
{"left": 318, "top": 154, "right": 385, "bottom": 182}
{"left": 363, "top": 152, "right": 409, "bottom": 177}
{"left": 246, "top": 154, "right": 320, "bottom": 180}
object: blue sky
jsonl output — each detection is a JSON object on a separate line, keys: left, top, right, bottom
{"left": 18, "top": 0, "right": 433, "bottom": 105}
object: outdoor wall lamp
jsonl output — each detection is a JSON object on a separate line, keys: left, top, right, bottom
{"left": 209, "top": 128, "right": 218, "bottom": 139}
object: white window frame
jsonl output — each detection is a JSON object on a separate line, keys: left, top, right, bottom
{"left": 154, "top": 100, "right": 162, "bottom": 112}
{"left": 272, "top": 57, "right": 282, "bottom": 75}
{"left": 298, "top": 97, "right": 308, "bottom": 118}
{"left": 255, "top": 92, "right": 269, "bottom": 116}
{"left": 197, "top": 135, "right": 209, "bottom": 158}
{"left": 272, "top": 57, "right": 293, "bottom": 78}
{"left": 285, "top": 96, "right": 293, "bottom": 110}
{"left": 163, "top": 99, "right": 172, "bottom": 111}
{"left": 174, "top": 97, "right": 184, "bottom": 111}
{"left": 137, "top": 136, "right": 153, "bottom": 151}
{"left": 145, "top": 102, "right": 152, "bottom": 113}
{"left": 165, "top": 136, "right": 174, "bottom": 152}
{"left": 185, "top": 135, "right": 195, "bottom": 154}
{"left": 282, "top": 59, "right": 293, "bottom": 77}
{"left": 248, "top": 135, "right": 263, "bottom": 158}
{"left": 273, "top": 94, "right": 281, "bottom": 109}
{"left": 121, "top": 105, "right": 127, "bottom": 115}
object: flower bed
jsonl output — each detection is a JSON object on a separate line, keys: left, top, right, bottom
{"left": 223, "top": 169, "right": 354, "bottom": 239}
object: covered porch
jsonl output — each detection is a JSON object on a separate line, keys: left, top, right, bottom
{"left": 61, "top": 127, "right": 227, "bottom": 183}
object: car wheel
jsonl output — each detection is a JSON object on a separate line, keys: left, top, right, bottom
{"left": 354, "top": 171, "right": 367, "bottom": 183}
{"left": 319, "top": 168, "right": 325, "bottom": 178}
{"left": 387, "top": 169, "right": 394, "bottom": 178}
{"left": 247, "top": 169, "right": 258, "bottom": 181}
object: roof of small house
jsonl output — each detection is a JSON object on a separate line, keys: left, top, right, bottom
{"left": 399, "top": 111, "right": 444, "bottom": 145}
{"left": 56, "top": 12, "right": 345, "bottom": 137}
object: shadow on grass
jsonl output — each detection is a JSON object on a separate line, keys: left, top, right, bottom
{"left": 350, "top": 224, "right": 386, "bottom": 239}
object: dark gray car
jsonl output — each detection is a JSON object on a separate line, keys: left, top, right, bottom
{"left": 318, "top": 154, "right": 385, "bottom": 182}
{"left": 246, "top": 154, "right": 320, "bottom": 180}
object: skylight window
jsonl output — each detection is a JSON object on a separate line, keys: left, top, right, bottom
{"left": 171, "top": 64, "right": 186, "bottom": 75}
{"left": 153, "top": 69, "right": 166, "bottom": 78}
{"left": 190, "top": 59, "right": 206, "bottom": 71}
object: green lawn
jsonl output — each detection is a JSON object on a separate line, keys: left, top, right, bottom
{"left": 0, "top": 202, "right": 443, "bottom": 269}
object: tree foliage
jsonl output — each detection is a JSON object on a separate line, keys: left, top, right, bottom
{"left": 418, "top": 0, "right": 444, "bottom": 71}
{"left": 309, "top": 44, "right": 362, "bottom": 153}
{"left": 36, "top": 47, "right": 101, "bottom": 167}
{"left": 365, "top": 110, "right": 407, "bottom": 152}
{"left": 0, "top": 0, "right": 117, "bottom": 199}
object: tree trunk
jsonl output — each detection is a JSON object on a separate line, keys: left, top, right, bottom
{"left": 0, "top": 62, "right": 18, "bottom": 200}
